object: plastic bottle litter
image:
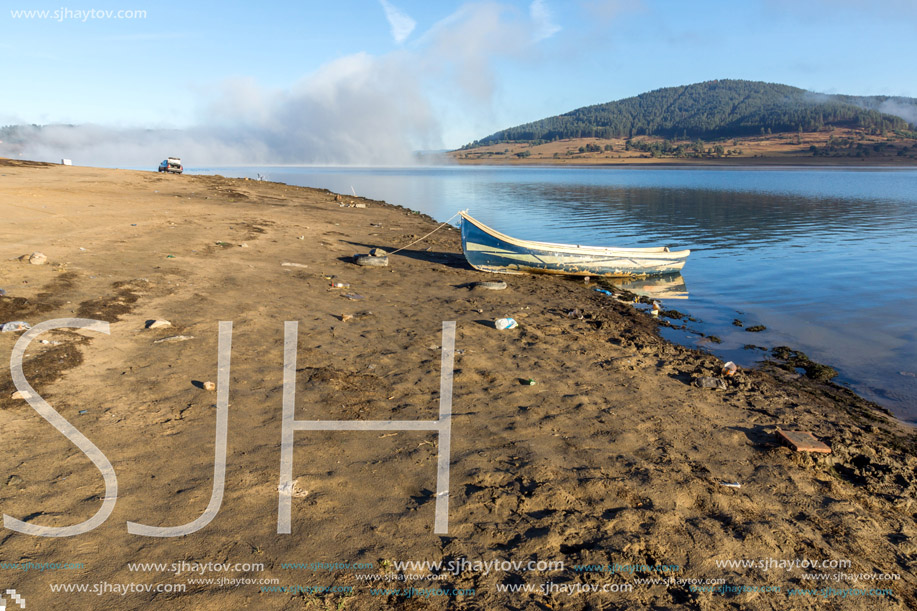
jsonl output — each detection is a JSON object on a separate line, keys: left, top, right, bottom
{"left": 330, "top": 281, "right": 350, "bottom": 288}
{"left": 721, "top": 361, "right": 738, "bottom": 377}
{"left": 694, "top": 376, "right": 727, "bottom": 390}
{"left": 1, "top": 321, "right": 31, "bottom": 333}
{"left": 594, "top": 288, "right": 613, "bottom": 296}
{"left": 651, "top": 301, "right": 661, "bottom": 317}
{"left": 472, "top": 281, "right": 507, "bottom": 291}
{"left": 495, "top": 317, "right": 518, "bottom": 330}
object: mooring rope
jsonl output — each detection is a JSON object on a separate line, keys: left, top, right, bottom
{"left": 387, "top": 210, "right": 462, "bottom": 256}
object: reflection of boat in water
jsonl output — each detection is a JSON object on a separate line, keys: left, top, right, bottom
{"left": 605, "top": 273, "right": 689, "bottom": 300}
{"left": 460, "top": 211, "right": 690, "bottom": 278}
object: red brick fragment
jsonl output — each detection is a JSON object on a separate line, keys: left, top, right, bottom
{"left": 776, "top": 429, "right": 832, "bottom": 454}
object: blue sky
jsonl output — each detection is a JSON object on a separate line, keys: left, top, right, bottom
{"left": 2, "top": 0, "right": 916, "bottom": 163}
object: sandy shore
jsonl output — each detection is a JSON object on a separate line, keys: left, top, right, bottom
{"left": 1, "top": 159, "right": 915, "bottom": 610}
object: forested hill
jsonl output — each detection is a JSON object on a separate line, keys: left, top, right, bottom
{"left": 465, "top": 80, "right": 917, "bottom": 146}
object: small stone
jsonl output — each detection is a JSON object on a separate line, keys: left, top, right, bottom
{"left": 240, "top": 243, "right": 249, "bottom": 248}
{"left": 340, "top": 314, "right": 354, "bottom": 322}
{"left": 11, "top": 390, "right": 32, "bottom": 400}
{"left": 146, "top": 319, "right": 172, "bottom": 329}
{"left": 28, "top": 252, "right": 48, "bottom": 265}
{"left": 203, "top": 381, "right": 216, "bottom": 391}
{"left": 6, "top": 474, "right": 22, "bottom": 487}
{"left": 354, "top": 254, "right": 388, "bottom": 267}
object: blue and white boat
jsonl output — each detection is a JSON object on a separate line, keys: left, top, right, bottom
{"left": 460, "top": 211, "right": 689, "bottom": 277}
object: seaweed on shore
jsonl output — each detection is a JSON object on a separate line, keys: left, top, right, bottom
{"left": 771, "top": 345, "right": 838, "bottom": 381}
{"left": 0, "top": 332, "right": 88, "bottom": 411}
{"left": 74, "top": 279, "right": 147, "bottom": 322}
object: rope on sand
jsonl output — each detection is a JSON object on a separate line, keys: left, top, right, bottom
{"left": 388, "top": 211, "right": 462, "bottom": 256}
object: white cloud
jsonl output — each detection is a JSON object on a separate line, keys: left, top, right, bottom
{"left": 878, "top": 100, "right": 917, "bottom": 125}
{"left": 1, "top": 53, "right": 442, "bottom": 167}
{"left": 530, "top": 0, "right": 561, "bottom": 41}
{"left": 380, "top": 0, "right": 416, "bottom": 44}
{"left": 419, "top": 3, "right": 534, "bottom": 103}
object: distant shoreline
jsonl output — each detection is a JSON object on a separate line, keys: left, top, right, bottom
{"left": 449, "top": 155, "right": 917, "bottom": 168}
{"left": 450, "top": 128, "right": 917, "bottom": 168}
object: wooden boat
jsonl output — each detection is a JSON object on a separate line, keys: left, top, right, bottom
{"left": 460, "top": 211, "right": 689, "bottom": 278}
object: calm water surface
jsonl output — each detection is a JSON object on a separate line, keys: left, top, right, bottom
{"left": 191, "top": 165, "right": 917, "bottom": 424}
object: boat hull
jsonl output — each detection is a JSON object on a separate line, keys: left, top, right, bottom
{"left": 460, "top": 212, "right": 689, "bottom": 278}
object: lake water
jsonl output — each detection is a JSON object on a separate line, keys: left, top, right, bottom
{"left": 190, "top": 165, "right": 917, "bottom": 424}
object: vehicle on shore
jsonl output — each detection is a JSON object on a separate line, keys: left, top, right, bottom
{"left": 158, "top": 157, "right": 183, "bottom": 174}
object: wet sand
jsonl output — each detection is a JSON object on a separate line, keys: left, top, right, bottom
{"left": 1, "top": 159, "right": 915, "bottom": 610}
